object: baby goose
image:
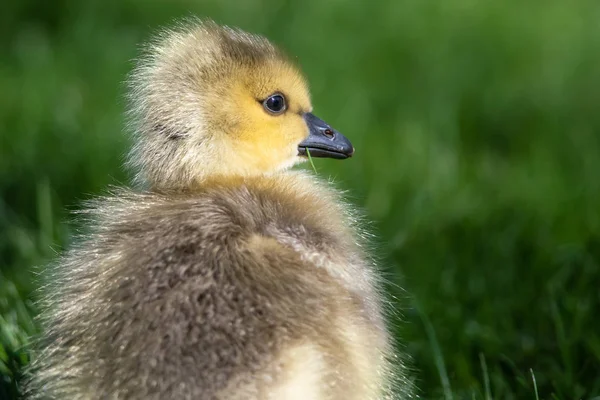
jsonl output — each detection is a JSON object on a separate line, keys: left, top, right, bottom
{"left": 27, "top": 20, "right": 412, "bottom": 400}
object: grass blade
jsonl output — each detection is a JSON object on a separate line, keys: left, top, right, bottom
{"left": 530, "top": 368, "right": 540, "bottom": 400}
{"left": 479, "top": 353, "right": 492, "bottom": 400}
{"left": 306, "top": 148, "right": 317, "bottom": 174}
{"left": 415, "top": 301, "right": 453, "bottom": 400}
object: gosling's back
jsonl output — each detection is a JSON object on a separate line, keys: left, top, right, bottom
{"left": 28, "top": 174, "right": 404, "bottom": 399}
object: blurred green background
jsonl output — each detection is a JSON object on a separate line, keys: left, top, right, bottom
{"left": 2, "top": 0, "right": 600, "bottom": 398}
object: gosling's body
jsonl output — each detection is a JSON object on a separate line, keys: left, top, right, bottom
{"left": 27, "top": 20, "right": 411, "bottom": 399}
{"left": 31, "top": 174, "right": 400, "bottom": 399}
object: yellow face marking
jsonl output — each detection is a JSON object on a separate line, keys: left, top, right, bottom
{"left": 223, "top": 61, "right": 313, "bottom": 174}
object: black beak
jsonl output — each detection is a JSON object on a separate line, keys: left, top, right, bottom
{"left": 298, "top": 113, "right": 354, "bottom": 159}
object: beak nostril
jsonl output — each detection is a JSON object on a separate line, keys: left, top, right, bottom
{"left": 323, "top": 129, "right": 334, "bottom": 139}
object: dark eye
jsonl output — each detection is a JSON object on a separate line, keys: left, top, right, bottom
{"left": 263, "top": 93, "right": 287, "bottom": 115}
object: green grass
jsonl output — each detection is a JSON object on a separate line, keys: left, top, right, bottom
{"left": 2, "top": 0, "right": 600, "bottom": 398}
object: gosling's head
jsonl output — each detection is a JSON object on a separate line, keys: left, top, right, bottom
{"left": 127, "top": 20, "right": 353, "bottom": 190}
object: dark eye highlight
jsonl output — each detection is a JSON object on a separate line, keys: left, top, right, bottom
{"left": 262, "top": 93, "right": 287, "bottom": 115}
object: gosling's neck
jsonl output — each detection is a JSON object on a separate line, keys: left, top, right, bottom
{"left": 141, "top": 167, "right": 315, "bottom": 195}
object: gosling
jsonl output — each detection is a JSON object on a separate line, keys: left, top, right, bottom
{"left": 26, "top": 20, "right": 412, "bottom": 400}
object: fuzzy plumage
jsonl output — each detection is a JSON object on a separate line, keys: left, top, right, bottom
{"left": 26, "top": 20, "right": 413, "bottom": 400}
